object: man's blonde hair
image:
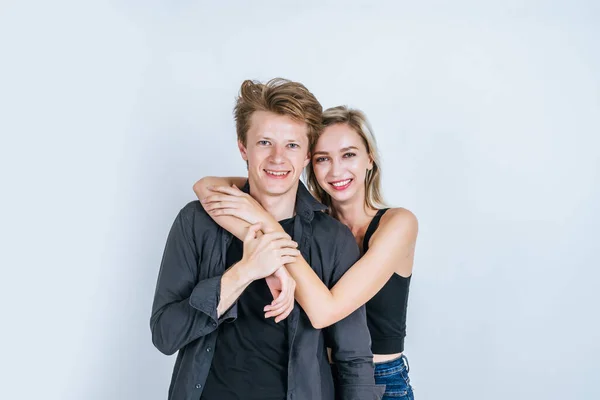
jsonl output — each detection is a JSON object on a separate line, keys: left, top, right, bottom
{"left": 234, "top": 78, "right": 323, "bottom": 148}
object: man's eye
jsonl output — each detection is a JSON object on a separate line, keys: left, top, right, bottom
{"left": 258, "top": 140, "right": 270, "bottom": 145}
{"left": 288, "top": 143, "right": 299, "bottom": 149}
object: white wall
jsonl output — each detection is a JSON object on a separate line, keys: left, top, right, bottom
{"left": 1, "top": 1, "right": 599, "bottom": 399}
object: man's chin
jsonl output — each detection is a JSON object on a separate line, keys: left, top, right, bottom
{"left": 264, "top": 187, "right": 293, "bottom": 196}
{"left": 259, "top": 182, "right": 297, "bottom": 196}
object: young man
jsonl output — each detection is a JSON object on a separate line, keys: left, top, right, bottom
{"left": 150, "top": 78, "right": 383, "bottom": 400}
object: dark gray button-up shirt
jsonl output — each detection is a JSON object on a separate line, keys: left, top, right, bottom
{"left": 150, "top": 182, "right": 384, "bottom": 400}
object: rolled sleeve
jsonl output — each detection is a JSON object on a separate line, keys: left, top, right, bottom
{"left": 189, "top": 275, "right": 238, "bottom": 325}
{"left": 150, "top": 208, "right": 233, "bottom": 356}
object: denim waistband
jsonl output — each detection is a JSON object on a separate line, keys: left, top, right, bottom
{"left": 374, "top": 354, "right": 410, "bottom": 373}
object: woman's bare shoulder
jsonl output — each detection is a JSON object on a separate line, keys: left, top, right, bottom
{"left": 372, "top": 207, "right": 418, "bottom": 244}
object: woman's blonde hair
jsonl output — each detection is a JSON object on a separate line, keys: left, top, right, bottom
{"left": 305, "top": 105, "right": 386, "bottom": 211}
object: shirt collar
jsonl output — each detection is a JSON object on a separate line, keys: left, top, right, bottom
{"left": 241, "top": 179, "right": 326, "bottom": 222}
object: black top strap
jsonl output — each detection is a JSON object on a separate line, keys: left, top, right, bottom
{"left": 362, "top": 208, "right": 390, "bottom": 252}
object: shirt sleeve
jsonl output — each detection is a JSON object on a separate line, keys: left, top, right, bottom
{"left": 150, "top": 206, "right": 237, "bottom": 356}
{"left": 324, "top": 227, "right": 386, "bottom": 400}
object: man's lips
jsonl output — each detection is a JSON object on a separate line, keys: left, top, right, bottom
{"left": 264, "top": 169, "right": 291, "bottom": 179}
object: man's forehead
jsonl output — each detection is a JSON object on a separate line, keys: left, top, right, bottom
{"left": 248, "top": 111, "right": 309, "bottom": 140}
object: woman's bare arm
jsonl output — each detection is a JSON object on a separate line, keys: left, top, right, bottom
{"left": 266, "top": 208, "right": 418, "bottom": 328}
{"left": 195, "top": 182, "right": 418, "bottom": 329}
{"left": 193, "top": 176, "right": 259, "bottom": 240}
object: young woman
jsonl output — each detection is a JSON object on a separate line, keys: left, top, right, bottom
{"left": 195, "top": 106, "right": 418, "bottom": 399}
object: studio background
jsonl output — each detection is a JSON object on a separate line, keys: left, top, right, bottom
{"left": 1, "top": 1, "right": 598, "bottom": 399}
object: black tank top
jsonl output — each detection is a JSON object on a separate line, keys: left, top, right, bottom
{"left": 363, "top": 208, "right": 412, "bottom": 354}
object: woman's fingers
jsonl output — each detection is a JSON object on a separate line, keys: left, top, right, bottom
{"left": 203, "top": 200, "right": 239, "bottom": 212}
{"left": 207, "top": 185, "right": 246, "bottom": 196}
{"left": 244, "top": 223, "right": 262, "bottom": 242}
{"left": 202, "top": 194, "right": 241, "bottom": 204}
{"left": 267, "top": 283, "right": 295, "bottom": 322}
{"left": 265, "top": 295, "right": 293, "bottom": 320}
{"left": 274, "top": 302, "right": 295, "bottom": 323}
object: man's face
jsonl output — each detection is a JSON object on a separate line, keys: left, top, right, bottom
{"left": 239, "top": 111, "right": 310, "bottom": 197}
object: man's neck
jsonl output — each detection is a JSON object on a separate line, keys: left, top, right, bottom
{"left": 249, "top": 181, "right": 298, "bottom": 221}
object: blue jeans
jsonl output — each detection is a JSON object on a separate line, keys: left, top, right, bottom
{"left": 374, "top": 355, "right": 414, "bottom": 399}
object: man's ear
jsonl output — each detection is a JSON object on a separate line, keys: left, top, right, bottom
{"left": 303, "top": 151, "right": 311, "bottom": 168}
{"left": 238, "top": 140, "right": 248, "bottom": 161}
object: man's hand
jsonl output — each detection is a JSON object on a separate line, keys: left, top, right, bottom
{"left": 265, "top": 267, "right": 296, "bottom": 323}
{"left": 237, "top": 223, "right": 300, "bottom": 281}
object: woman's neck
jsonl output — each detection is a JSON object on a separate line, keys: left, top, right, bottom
{"left": 330, "top": 196, "right": 378, "bottom": 240}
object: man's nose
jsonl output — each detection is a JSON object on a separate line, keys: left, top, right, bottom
{"left": 270, "top": 145, "right": 285, "bottom": 163}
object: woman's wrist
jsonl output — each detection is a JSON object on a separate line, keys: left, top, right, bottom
{"left": 261, "top": 214, "right": 284, "bottom": 234}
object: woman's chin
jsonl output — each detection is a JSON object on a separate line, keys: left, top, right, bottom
{"left": 325, "top": 188, "right": 356, "bottom": 204}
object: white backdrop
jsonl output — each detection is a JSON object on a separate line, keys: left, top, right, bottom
{"left": 1, "top": 1, "right": 599, "bottom": 399}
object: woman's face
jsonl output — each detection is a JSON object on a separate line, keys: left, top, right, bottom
{"left": 311, "top": 123, "right": 373, "bottom": 205}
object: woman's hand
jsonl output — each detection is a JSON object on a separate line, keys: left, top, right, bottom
{"left": 202, "top": 185, "right": 274, "bottom": 226}
{"left": 265, "top": 267, "right": 296, "bottom": 323}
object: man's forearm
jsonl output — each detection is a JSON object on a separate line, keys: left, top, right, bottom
{"left": 217, "top": 261, "right": 253, "bottom": 317}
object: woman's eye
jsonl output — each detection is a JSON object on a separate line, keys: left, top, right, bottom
{"left": 315, "top": 157, "right": 328, "bottom": 163}
{"left": 343, "top": 152, "right": 356, "bottom": 158}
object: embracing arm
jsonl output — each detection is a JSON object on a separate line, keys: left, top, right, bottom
{"left": 194, "top": 181, "right": 418, "bottom": 329}
{"left": 193, "top": 178, "right": 297, "bottom": 322}
{"left": 193, "top": 176, "right": 253, "bottom": 240}
{"left": 268, "top": 208, "right": 418, "bottom": 328}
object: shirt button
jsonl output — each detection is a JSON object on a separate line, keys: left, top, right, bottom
{"left": 212, "top": 322, "right": 217, "bottom": 327}
{"left": 206, "top": 347, "right": 211, "bottom": 352}
{"left": 195, "top": 384, "right": 202, "bottom": 389}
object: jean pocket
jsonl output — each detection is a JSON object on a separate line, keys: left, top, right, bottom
{"left": 383, "top": 383, "right": 408, "bottom": 398}
{"left": 399, "top": 368, "right": 412, "bottom": 387}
